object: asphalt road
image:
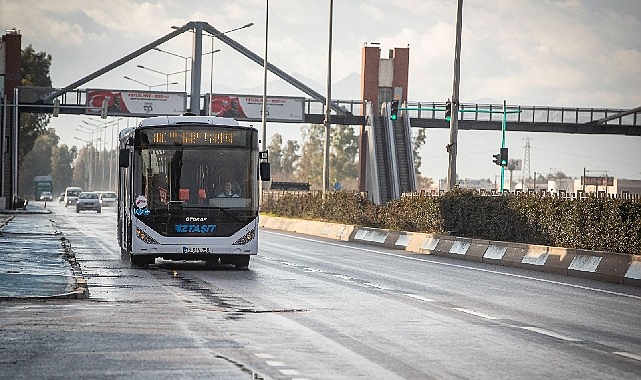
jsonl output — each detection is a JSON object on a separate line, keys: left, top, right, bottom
{"left": 1, "top": 201, "right": 641, "bottom": 379}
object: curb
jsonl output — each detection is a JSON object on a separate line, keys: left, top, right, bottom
{"left": 56, "top": 225, "right": 89, "bottom": 299}
{"left": 259, "top": 215, "right": 641, "bottom": 287}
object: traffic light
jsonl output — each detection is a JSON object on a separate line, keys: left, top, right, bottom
{"left": 493, "top": 148, "right": 508, "bottom": 166}
{"left": 500, "top": 147, "right": 508, "bottom": 166}
{"left": 493, "top": 152, "right": 501, "bottom": 166}
{"left": 390, "top": 100, "right": 399, "bottom": 120}
{"left": 445, "top": 100, "right": 452, "bottom": 121}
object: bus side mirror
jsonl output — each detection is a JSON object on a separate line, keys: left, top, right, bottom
{"left": 259, "top": 162, "right": 271, "bottom": 181}
{"left": 119, "top": 149, "right": 129, "bottom": 168}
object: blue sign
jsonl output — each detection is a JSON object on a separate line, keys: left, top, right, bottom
{"left": 174, "top": 224, "right": 217, "bottom": 233}
{"left": 134, "top": 208, "right": 150, "bottom": 216}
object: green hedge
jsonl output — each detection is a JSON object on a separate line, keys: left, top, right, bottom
{"left": 261, "top": 189, "right": 641, "bottom": 255}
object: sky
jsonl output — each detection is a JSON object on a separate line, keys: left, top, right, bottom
{"left": 2, "top": 0, "right": 640, "bottom": 186}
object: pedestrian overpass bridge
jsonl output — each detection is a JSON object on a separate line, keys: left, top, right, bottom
{"left": 14, "top": 87, "right": 640, "bottom": 204}
{"left": 16, "top": 86, "right": 641, "bottom": 136}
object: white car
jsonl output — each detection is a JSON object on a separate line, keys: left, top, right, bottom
{"left": 98, "top": 191, "right": 117, "bottom": 207}
{"left": 64, "top": 186, "right": 83, "bottom": 207}
{"left": 76, "top": 192, "right": 101, "bottom": 213}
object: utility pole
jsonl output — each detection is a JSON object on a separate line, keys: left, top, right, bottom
{"left": 447, "top": 0, "right": 463, "bottom": 191}
{"left": 322, "top": 0, "right": 334, "bottom": 199}
{"left": 261, "top": 0, "right": 269, "bottom": 152}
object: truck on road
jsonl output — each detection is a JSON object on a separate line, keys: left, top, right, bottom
{"left": 34, "top": 175, "right": 53, "bottom": 201}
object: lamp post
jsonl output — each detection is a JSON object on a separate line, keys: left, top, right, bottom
{"left": 136, "top": 65, "right": 189, "bottom": 91}
{"left": 82, "top": 118, "right": 122, "bottom": 189}
{"left": 155, "top": 42, "right": 221, "bottom": 110}
{"left": 207, "top": 23, "right": 253, "bottom": 115}
{"left": 74, "top": 136, "right": 93, "bottom": 190}
{"left": 322, "top": 0, "right": 333, "bottom": 198}
{"left": 153, "top": 47, "right": 190, "bottom": 93}
{"left": 78, "top": 123, "right": 101, "bottom": 190}
{"left": 261, "top": 4, "right": 268, "bottom": 147}
{"left": 447, "top": 0, "right": 464, "bottom": 192}
{"left": 124, "top": 75, "right": 177, "bottom": 90}
{"left": 85, "top": 118, "right": 123, "bottom": 190}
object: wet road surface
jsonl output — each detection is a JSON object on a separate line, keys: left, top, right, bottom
{"left": 0, "top": 206, "right": 81, "bottom": 299}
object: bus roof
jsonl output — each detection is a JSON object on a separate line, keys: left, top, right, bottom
{"left": 119, "top": 115, "right": 255, "bottom": 142}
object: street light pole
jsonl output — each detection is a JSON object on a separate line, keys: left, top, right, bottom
{"left": 262, "top": 2, "right": 268, "bottom": 150}
{"left": 136, "top": 65, "right": 188, "bottom": 91}
{"left": 123, "top": 75, "right": 177, "bottom": 90}
{"left": 447, "top": 0, "right": 463, "bottom": 192}
{"left": 153, "top": 47, "right": 190, "bottom": 93}
{"left": 322, "top": 0, "right": 333, "bottom": 198}
{"left": 204, "top": 23, "right": 254, "bottom": 115}
{"left": 74, "top": 135, "right": 93, "bottom": 190}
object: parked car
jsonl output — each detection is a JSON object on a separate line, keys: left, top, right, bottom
{"left": 39, "top": 191, "right": 53, "bottom": 201}
{"left": 59, "top": 192, "right": 65, "bottom": 202}
{"left": 98, "top": 191, "right": 117, "bottom": 207}
{"left": 76, "top": 192, "right": 101, "bottom": 213}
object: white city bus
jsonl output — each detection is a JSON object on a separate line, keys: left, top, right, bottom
{"left": 117, "top": 115, "right": 269, "bottom": 267}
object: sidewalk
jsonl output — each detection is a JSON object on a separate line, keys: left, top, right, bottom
{"left": 0, "top": 204, "right": 87, "bottom": 299}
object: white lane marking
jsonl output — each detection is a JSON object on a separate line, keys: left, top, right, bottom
{"left": 613, "top": 351, "right": 641, "bottom": 362}
{"left": 364, "top": 282, "right": 390, "bottom": 290}
{"left": 265, "top": 360, "right": 285, "bottom": 367}
{"left": 263, "top": 231, "right": 641, "bottom": 301}
{"left": 453, "top": 307, "right": 499, "bottom": 320}
{"left": 404, "top": 293, "right": 435, "bottom": 302}
{"left": 332, "top": 274, "right": 353, "bottom": 281}
{"left": 520, "top": 326, "right": 581, "bottom": 342}
{"left": 254, "top": 353, "right": 274, "bottom": 359}
{"left": 279, "top": 369, "right": 300, "bottom": 375}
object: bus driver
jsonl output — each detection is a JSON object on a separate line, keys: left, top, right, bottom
{"left": 218, "top": 180, "right": 240, "bottom": 198}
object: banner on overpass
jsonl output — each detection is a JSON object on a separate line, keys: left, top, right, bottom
{"left": 208, "top": 94, "right": 304, "bottom": 122}
{"left": 86, "top": 89, "right": 186, "bottom": 116}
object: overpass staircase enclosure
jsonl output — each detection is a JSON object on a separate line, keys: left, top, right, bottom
{"left": 364, "top": 102, "right": 416, "bottom": 204}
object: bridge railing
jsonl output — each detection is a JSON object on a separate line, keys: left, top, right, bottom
{"left": 302, "top": 98, "right": 367, "bottom": 116}
{"left": 14, "top": 87, "right": 640, "bottom": 127}
{"left": 402, "top": 102, "right": 640, "bottom": 126}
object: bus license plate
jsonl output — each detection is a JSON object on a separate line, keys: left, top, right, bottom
{"left": 182, "top": 247, "right": 211, "bottom": 254}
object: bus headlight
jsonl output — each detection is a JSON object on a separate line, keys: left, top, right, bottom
{"left": 136, "top": 228, "right": 159, "bottom": 245}
{"left": 233, "top": 229, "right": 255, "bottom": 245}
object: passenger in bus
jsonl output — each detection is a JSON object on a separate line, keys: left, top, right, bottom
{"left": 218, "top": 180, "right": 240, "bottom": 197}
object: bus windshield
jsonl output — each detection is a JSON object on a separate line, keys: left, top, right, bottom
{"left": 134, "top": 146, "right": 258, "bottom": 212}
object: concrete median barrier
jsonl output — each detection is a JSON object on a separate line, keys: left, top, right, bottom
{"left": 260, "top": 215, "right": 641, "bottom": 287}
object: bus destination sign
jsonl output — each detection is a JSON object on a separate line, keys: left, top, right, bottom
{"left": 146, "top": 129, "right": 247, "bottom": 147}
